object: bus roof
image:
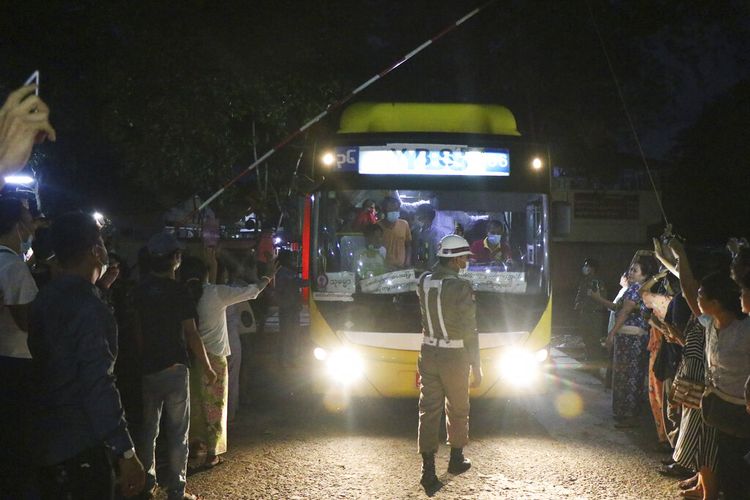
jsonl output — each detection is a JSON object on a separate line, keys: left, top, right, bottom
{"left": 338, "top": 102, "right": 521, "bottom": 136}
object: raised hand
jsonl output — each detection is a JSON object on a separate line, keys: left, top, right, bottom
{"left": 0, "top": 85, "right": 56, "bottom": 185}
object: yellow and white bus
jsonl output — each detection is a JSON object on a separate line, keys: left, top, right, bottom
{"left": 302, "top": 102, "right": 552, "bottom": 404}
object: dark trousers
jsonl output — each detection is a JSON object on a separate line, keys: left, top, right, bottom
{"left": 717, "top": 430, "right": 750, "bottom": 499}
{"left": 577, "top": 310, "right": 607, "bottom": 361}
{"left": 278, "top": 309, "right": 301, "bottom": 363}
{"left": 38, "top": 446, "right": 115, "bottom": 500}
{"left": 0, "top": 356, "right": 37, "bottom": 498}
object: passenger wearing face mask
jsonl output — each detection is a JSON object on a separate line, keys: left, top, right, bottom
{"left": 377, "top": 196, "right": 412, "bottom": 269}
{"left": 573, "top": 258, "right": 608, "bottom": 363}
{"left": 469, "top": 220, "right": 512, "bottom": 265}
{"left": 0, "top": 197, "right": 39, "bottom": 497}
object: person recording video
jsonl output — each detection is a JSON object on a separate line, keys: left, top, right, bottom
{"left": 0, "top": 83, "right": 56, "bottom": 188}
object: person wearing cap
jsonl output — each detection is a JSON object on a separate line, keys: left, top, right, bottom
{"left": 416, "top": 234, "right": 482, "bottom": 490}
{"left": 573, "top": 257, "right": 607, "bottom": 363}
{"left": 132, "top": 232, "right": 216, "bottom": 500}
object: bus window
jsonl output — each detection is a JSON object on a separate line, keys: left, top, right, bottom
{"left": 313, "top": 189, "right": 549, "bottom": 299}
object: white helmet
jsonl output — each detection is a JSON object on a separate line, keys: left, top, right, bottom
{"left": 436, "top": 234, "right": 473, "bottom": 258}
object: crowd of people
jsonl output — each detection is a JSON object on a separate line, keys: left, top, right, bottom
{"left": 575, "top": 237, "right": 750, "bottom": 499}
{"left": 0, "top": 85, "right": 303, "bottom": 499}
{"left": 3, "top": 81, "right": 750, "bottom": 500}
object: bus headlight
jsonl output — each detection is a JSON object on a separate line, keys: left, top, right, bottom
{"left": 320, "top": 348, "right": 364, "bottom": 384}
{"left": 498, "top": 347, "right": 548, "bottom": 387}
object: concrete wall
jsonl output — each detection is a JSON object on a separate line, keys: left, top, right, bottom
{"left": 549, "top": 188, "right": 664, "bottom": 328}
{"left": 551, "top": 189, "right": 663, "bottom": 244}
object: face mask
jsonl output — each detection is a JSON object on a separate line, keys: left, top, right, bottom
{"left": 487, "top": 235, "right": 501, "bottom": 246}
{"left": 386, "top": 211, "right": 399, "bottom": 223}
{"left": 582, "top": 265, "right": 591, "bottom": 275}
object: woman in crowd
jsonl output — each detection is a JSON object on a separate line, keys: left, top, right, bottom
{"left": 673, "top": 239, "right": 750, "bottom": 499}
{"left": 604, "top": 255, "right": 658, "bottom": 427}
{"left": 667, "top": 310, "right": 719, "bottom": 499}
{"left": 179, "top": 250, "right": 278, "bottom": 470}
{"left": 639, "top": 269, "right": 673, "bottom": 449}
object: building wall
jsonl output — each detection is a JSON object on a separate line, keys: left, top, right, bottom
{"left": 550, "top": 188, "right": 664, "bottom": 328}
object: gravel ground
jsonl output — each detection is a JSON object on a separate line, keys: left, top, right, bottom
{"left": 162, "top": 352, "right": 683, "bottom": 499}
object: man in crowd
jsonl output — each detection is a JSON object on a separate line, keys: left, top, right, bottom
{"left": 133, "top": 232, "right": 216, "bottom": 500}
{"left": 28, "top": 212, "right": 145, "bottom": 499}
{"left": 416, "top": 234, "right": 482, "bottom": 491}
{"left": 275, "top": 250, "right": 302, "bottom": 365}
{"left": 0, "top": 198, "right": 39, "bottom": 495}
{"left": 574, "top": 257, "right": 608, "bottom": 363}
{"left": 378, "top": 196, "right": 412, "bottom": 269}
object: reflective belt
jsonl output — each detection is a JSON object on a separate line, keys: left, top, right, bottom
{"left": 422, "top": 337, "right": 464, "bottom": 349}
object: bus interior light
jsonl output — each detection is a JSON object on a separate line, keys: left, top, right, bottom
{"left": 531, "top": 157, "right": 543, "bottom": 170}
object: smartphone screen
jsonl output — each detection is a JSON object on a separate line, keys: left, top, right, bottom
{"left": 24, "top": 70, "right": 40, "bottom": 95}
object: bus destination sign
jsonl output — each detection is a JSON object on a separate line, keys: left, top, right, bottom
{"left": 334, "top": 144, "right": 510, "bottom": 177}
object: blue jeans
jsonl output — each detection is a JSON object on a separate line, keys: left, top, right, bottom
{"left": 137, "top": 364, "right": 189, "bottom": 500}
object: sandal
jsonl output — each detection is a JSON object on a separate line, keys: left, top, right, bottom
{"left": 204, "top": 455, "right": 224, "bottom": 469}
{"left": 678, "top": 474, "right": 699, "bottom": 490}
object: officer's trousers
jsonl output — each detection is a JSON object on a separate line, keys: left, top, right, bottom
{"left": 417, "top": 345, "right": 470, "bottom": 453}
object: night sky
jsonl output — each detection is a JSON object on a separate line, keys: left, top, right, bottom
{"left": 2, "top": 0, "right": 749, "bottom": 239}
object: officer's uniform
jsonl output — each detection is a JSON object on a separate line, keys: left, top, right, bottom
{"left": 416, "top": 263, "right": 480, "bottom": 454}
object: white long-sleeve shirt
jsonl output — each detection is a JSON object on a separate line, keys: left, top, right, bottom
{"left": 197, "top": 282, "right": 264, "bottom": 357}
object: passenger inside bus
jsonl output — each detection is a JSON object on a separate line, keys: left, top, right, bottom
{"left": 377, "top": 196, "right": 412, "bottom": 269}
{"left": 412, "top": 205, "right": 441, "bottom": 270}
{"left": 354, "top": 224, "right": 387, "bottom": 279}
{"left": 470, "top": 219, "right": 513, "bottom": 265}
{"left": 352, "top": 198, "right": 378, "bottom": 231}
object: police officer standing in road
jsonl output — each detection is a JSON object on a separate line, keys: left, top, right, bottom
{"left": 416, "top": 234, "right": 482, "bottom": 490}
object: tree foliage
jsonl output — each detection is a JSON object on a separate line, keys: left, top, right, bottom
{"left": 1, "top": 0, "right": 748, "bottom": 222}
{"left": 666, "top": 79, "right": 750, "bottom": 241}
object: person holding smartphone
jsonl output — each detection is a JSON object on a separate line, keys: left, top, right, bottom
{"left": 0, "top": 82, "right": 56, "bottom": 187}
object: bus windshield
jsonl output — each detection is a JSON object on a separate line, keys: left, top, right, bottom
{"left": 312, "top": 189, "right": 549, "bottom": 300}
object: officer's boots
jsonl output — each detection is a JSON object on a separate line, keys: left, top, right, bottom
{"left": 420, "top": 452, "right": 439, "bottom": 488}
{"left": 447, "top": 447, "right": 471, "bottom": 474}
